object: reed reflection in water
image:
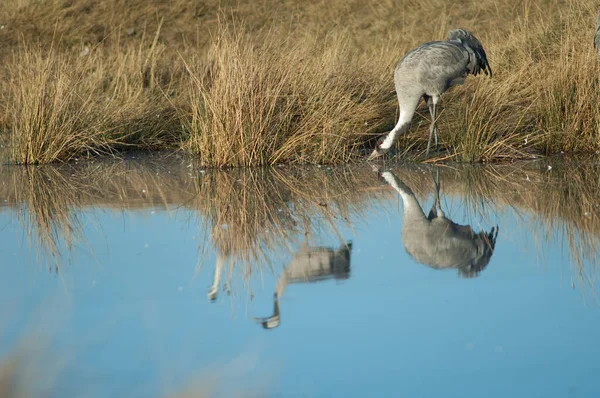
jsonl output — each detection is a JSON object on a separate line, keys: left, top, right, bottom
{"left": 1, "top": 155, "right": 600, "bottom": 396}
{"left": 1, "top": 155, "right": 600, "bottom": 305}
{"left": 191, "top": 163, "right": 385, "bottom": 305}
{"left": 2, "top": 155, "right": 600, "bottom": 307}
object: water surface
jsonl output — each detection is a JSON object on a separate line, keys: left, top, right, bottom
{"left": 1, "top": 154, "right": 599, "bottom": 397}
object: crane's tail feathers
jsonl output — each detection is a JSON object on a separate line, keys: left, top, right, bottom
{"left": 483, "top": 59, "right": 493, "bottom": 78}
{"left": 447, "top": 28, "right": 492, "bottom": 78}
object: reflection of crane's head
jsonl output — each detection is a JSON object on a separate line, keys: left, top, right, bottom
{"left": 457, "top": 226, "right": 499, "bottom": 279}
{"left": 207, "top": 286, "right": 219, "bottom": 302}
{"left": 332, "top": 241, "right": 353, "bottom": 280}
{"left": 259, "top": 317, "right": 281, "bottom": 330}
{"left": 254, "top": 294, "right": 281, "bottom": 329}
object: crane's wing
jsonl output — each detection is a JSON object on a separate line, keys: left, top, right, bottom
{"left": 447, "top": 29, "right": 492, "bottom": 77}
{"left": 396, "top": 41, "right": 472, "bottom": 91}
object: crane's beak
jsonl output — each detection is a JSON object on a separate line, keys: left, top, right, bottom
{"left": 367, "top": 148, "right": 383, "bottom": 161}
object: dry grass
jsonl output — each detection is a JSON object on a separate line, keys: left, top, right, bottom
{"left": 3, "top": 24, "right": 181, "bottom": 165}
{"left": 180, "top": 19, "right": 391, "bottom": 166}
{"left": 1, "top": 0, "right": 600, "bottom": 165}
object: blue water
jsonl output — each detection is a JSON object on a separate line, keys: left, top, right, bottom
{"left": 0, "top": 161, "right": 599, "bottom": 398}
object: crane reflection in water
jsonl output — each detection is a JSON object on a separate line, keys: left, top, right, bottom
{"left": 252, "top": 232, "right": 352, "bottom": 330}
{"left": 207, "top": 216, "right": 353, "bottom": 330}
{"left": 376, "top": 166, "right": 498, "bottom": 278}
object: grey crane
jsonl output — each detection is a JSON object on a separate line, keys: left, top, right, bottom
{"left": 368, "top": 29, "right": 492, "bottom": 160}
{"left": 595, "top": 11, "right": 600, "bottom": 59}
{"left": 377, "top": 166, "right": 498, "bottom": 278}
{"left": 253, "top": 239, "right": 352, "bottom": 329}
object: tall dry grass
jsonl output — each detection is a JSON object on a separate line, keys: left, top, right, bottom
{"left": 3, "top": 25, "right": 179, "bottom": 164}
{"left": 180, "top": 20, "right": 392, "bottom": 166}
{"left": 6, "top": 44, "right": 118, "bottom": 164}
{"left": 1, "top": 0, "right": 600, "bottom": 164}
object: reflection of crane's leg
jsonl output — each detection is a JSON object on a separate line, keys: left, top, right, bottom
{"left": 207, "top": 252, "right": 233, "bottom": 302}
{"left": 429, "top": 166, "right": 445, "bottom": 218}
{"left": 303, "top": 216, "right": 310, "bottom": 237}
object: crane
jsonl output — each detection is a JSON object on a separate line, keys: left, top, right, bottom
{"left": 368, "top": 29, "right": 492, "bottom": 160}
{"left": 376, "top": 166, "right": 498, "bottom": 278}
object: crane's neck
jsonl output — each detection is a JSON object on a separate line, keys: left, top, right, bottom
{"left": 207, "top": 251, "right": 227, "bottom": 301}
{"left": 380, "top": 108, "right": 415, "bottom": 150}
{"left": 381, "top": 172, "right": 427, "bottom": 223}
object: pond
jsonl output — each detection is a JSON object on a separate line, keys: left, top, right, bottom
{"left": 1, "top": 153, "right": 600, "bottom": 398}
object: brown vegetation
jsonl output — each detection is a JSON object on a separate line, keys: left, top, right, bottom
{"left": 1, "top": 0, "right": 599, "bottom": 165}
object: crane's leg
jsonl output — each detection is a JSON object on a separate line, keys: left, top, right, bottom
{"left": 426, "top": 96, "right": 440, "bottom": 156}
{"left": 426, "top": 97, "right": 434, "bottom": 155}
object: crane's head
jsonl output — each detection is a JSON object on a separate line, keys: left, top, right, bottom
{"left": 367, "top": 137, "right": 387, "bottom": 161}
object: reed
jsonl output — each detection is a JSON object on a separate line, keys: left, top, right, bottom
{"left": 2, "top": 0, "right": 600, "bottom": 165}
{"left": 180, "top": 20, "right": 392, "bottom": 166}
{"left": 2, "top": 25, "right": 179, "bottom": 164}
